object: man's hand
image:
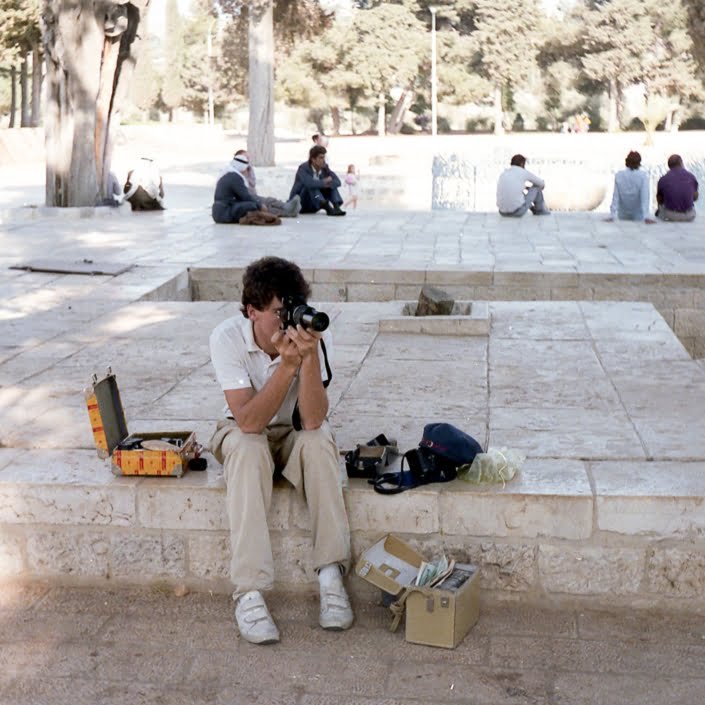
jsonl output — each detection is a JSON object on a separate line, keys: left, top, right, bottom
{"left": 271, "top": 330, "right": 302, "bottom": 369}
{"left": 323, "top": 176, "right": 333, "bottom": 186}
{"left": 285, "top": 325, "right": 321, "bottom": 359}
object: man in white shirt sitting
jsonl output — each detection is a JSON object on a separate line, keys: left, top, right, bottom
{"left": 496, "top": 154, "right": 550, "bottom": 217}
{"left": 208, "top": 257, "right": 353, "bottom": 645}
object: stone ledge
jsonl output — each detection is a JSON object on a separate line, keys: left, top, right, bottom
{"left": 2, "top": 451, "right": 705, "bottom": 609}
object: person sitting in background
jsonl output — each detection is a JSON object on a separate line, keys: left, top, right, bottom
{"left": 312, "top": 133, "right": 329, "bottom": 148}
{"left": 211, "top": 156, "right": 264, "bottom": 224}
{"left": 290, "top": 146, "right": 345, "bottom": 216}
{"left": 343, "top": 164, "right": 359, "bottom": 210}
{"left": 231, "top": 150, "right": 301, "bottom": 218}
{"left": 496, "top": 154, "right": 550, "bottom": 217}
{"left": 123, "top": 157, "right": 165, "bottom": 211}
{"left": 604, "top": 151, "right": 656, "bottom": 224}
{"left": 656, "top": 154, "right": 698, "bottom": 222}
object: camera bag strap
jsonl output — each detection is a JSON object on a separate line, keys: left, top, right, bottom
{"left": 292, "top": 339, "right": 332, "bottom": 431}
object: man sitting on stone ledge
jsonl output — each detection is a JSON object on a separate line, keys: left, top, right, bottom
{"left": 496, "top": 154, "right": 550, "bottom": 217}
{"left": 604, "top": 151, "right": 656, "bottom": 224}
{"left": 208, "top": 256, "right": 353, "bottom": 645}
{"left": 656, "top": 154, "right": 698, "bottom": 222}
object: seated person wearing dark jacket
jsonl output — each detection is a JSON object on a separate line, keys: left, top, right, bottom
{"left": 289, "top": 146, "right": 345, "bottom": 216}
{"left": 212, "top": 156, "right": 263, "bottom": 224}
{"left": 656, "top": 154, "right": 698, "bottom": 222}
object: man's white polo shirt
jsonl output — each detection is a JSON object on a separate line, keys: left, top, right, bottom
{"left": 209, "top": 314, "right": 333, "bottom": 425}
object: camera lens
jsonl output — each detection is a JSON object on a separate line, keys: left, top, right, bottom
{"left": 292, "top": 305, "right": 329, "bottom": 332}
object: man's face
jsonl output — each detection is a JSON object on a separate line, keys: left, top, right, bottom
{"left": 311, "top": 154, "right": 326, "bottom": 171}
{"left": 248, "top": 297, "right": 285, "bottom": 352}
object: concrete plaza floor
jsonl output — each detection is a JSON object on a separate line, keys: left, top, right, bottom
{"left": 3, "top": 582, "right": 705, "bottom": 705}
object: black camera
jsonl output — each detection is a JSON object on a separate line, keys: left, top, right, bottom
{"left": 280, "top": 295, "right": 329, "bottom": 332}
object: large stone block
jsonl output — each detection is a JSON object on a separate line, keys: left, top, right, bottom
{"left": 440, "top": 492, "right": 592, "bottom": 540}
{"left": 0, "top": 483, "right": 135, "bottom": 526}
{"left": 0, "top": 528, "right": 25, "bottom": 576}
{"left": 344, "top": 483, "right": 439, "bottom": 534}
{"left": 111, "top": 534, "right": 186, "bottom": 578}
{"left": 645, "top": 547, "right": 705, "bottom": 598}
{"left": 137, "top": 485, "right": 226, "bottom": 531}
{"left": 538, "top": 545, "right": 643, "bottom": 595}
{"left": 440, "top": 539, "right": 536, "bottom": 592}
{"left": 26, "top": 529, "right": 110, "bottom": 578}
{"left": 674, "top": 308, "right": 705, "bottom": 338}
{"left": 187, "top": 532, "right": 230, "bottom": 580}
{"left": 271, "top": 531, "right": 314, "bottom": 585}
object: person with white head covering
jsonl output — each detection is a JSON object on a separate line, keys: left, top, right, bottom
{"left": 232, "top": 150, "right": 301, "bottom": 218}
{"left": 123, "top": 157, "right": 165, "bottom": 211}
{"left": 212, "top": 153, "right": 264, "bottom": 224}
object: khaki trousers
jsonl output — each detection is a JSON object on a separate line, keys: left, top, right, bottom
{"left": 209, "top": 419, "right": 351, "bottom": 594}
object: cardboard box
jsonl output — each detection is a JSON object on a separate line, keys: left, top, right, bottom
{"left": 84, "top": 370, "right": 198, "bottom": 477}
{"left": 356, "top": 534, "right": 480, "bottom": 649}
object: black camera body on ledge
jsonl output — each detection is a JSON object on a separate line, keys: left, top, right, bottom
{"left": 280, "top": 295, "right": 330, "bottom": 332}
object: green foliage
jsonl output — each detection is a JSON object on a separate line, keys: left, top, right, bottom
{"left": 0, "top": 0, "right": 41, "bottom": 64}
{"left": 682, "top": 0, "right": 705, "bottom": 73}
{"left": 277, "top": 4, "right": 426, "bottom": 115}
{"left": 129, "top": 29, "right": 162, "bottom": 113}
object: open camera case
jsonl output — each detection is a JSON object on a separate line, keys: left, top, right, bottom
{"left": 84, "top": 369, "right": 200, "bottom": 477}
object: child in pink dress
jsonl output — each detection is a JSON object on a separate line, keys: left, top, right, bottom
{"left": 343, "top": 164, "right": 359, "bottom": 210}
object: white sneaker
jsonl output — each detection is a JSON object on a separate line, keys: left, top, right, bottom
{"left": 235, "top": 590, "right": 280, "bottom": 645}
{"left": 319, "top": 571, "right": 354, "bottom": 631}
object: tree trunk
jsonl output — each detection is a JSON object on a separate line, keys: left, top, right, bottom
{"left": 30, "top": 46, "right": 42, "bottom": 127}
{"left": 9, "top": 65, "right": 17, "bottom": 128}
{"left": 41, "top": 0, "right": 146, "bottom": 207}
{"left": 31, "top": 45, "right": 42, "bottom": 127}
{"left": 331, "top": 106, "right": 340, "bottom": 135}
{"left": 388, "top": 89, "right": 414, "bottom": 135}
{"left": 247, "top": 0, "right": 274, "bottom": 166}
{"left": 377, "top": 92, "right": 385, "bottom": 136}
{"left": 493, "top": 83, "right": 504, "bottom": 135}
{"left": 607, "top": 78, "right": 619, "bottom": 133}
{"left": 20, "top": 56, "right": 30, "bottom": 127}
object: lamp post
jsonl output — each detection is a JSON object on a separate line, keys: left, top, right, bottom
{"left": 429, "top": 6, "right": 439, "bottom": 137}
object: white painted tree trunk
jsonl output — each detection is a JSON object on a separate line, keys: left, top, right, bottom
{"left": 607, "top": 78, "right": 619, "bottom": 133}
{"left": 41, "top": 0, "right": 146, "bottom": 207}
{"left": 247, "top": 0, "right": 275, "bottom": 166}
{"left": 493, "top": 83, "right": 504, "bottom": 135}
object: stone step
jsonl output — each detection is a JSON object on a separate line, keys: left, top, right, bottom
{"left": 2, "top": 447, "right": 704, "bottom": 611}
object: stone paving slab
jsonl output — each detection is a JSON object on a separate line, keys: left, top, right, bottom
{"left": 2, "top": 583, "right": 705, "bottom": 705}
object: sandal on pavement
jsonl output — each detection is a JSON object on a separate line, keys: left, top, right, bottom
{"left": 235, "top": 590, "right": 280, "bottom": 645}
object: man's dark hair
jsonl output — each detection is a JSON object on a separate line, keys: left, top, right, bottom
{"left": 234, "top": 148, "right": 246, "bottom": 158}
{"left": 241, "top": 257, "right": 311, "bottom": 317}
{"left": 510, "top": 154, "right": 526, "bottom": 168}
{"left": 309, "top": 145, "right": 327, "bottom": 162}
{"left": 668, "top": 154, "right": 683, "bottom": 169}
{"left": 312, "top": 134, "right": 320, "bottom": 143}
{"left": 625, "top": 151, "right": 642, "bottom": 170}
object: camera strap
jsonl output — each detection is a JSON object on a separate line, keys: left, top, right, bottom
{"left": 292, "top": 339, "right": 332, "bottom": 431}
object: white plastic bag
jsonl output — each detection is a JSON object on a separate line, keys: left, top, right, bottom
{"left": 457, "top": 447, "right": 524, "bottom": 486}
